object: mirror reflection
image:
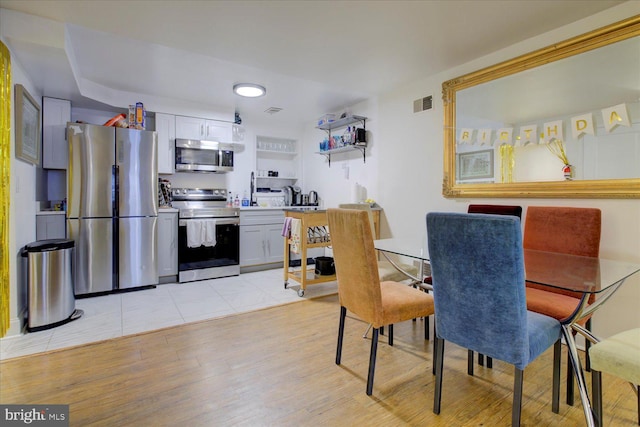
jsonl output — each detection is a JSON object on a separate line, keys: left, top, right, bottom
{"left": 443, "top": 16, "right": 640, "bottom": 198}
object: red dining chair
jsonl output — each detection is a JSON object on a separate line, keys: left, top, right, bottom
{"left": 523, "top": 206, "right": 601, "bottom": 412}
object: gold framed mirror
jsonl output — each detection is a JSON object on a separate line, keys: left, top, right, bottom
{"left": 443, "top": 15, "right": 640, "bottom": 199}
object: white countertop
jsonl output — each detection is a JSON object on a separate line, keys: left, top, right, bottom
{"left": 37, "top": 210, "right": 66, "bottom": 215}
{"left": 39, "top": 208, "right": 180, "bottom": 214}
{"left": 240, "top": 206, "right": 288, "bottom": 211}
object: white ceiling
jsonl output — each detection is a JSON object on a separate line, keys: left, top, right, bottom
{"left": 0, "top": 0, "right": 626, "bottom": 126}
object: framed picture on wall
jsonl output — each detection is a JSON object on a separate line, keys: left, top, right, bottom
{"left": 457, "top": 149, "right": 494, "bottom": 181}
{"left": 15, "top": 84, "right": 41, "bottom": 165}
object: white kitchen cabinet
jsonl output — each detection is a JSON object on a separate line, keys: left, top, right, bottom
{"left": 42, "top": 97, "right": 71, "bottom": 169}
{"left": 240, "top": 225, "right": 267, "bottom": 266}
{"left": 175, "top": 115, "right": 204, "bottom": 140}
{"left": 263, "top": 224, "right": 285, "bottom": 263}
{"left": 36, "top": 213, "right": 66, "bottom": 240}
{"left": 158, "top": 211, "right": 178, "bottom": 278}
{"left": 155, "top": 113, "right": 175, "bottom": 174}
{"left": 240, "top": 210, "right": 285, "bottom": 269}
{"left": 175, "top": 116, "right": 232, "bottom": 142}
{"left": 204, "top": 120, "right": 232, "bottom": 141}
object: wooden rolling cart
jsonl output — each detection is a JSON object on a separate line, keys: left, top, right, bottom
{"left": 283, "top": 207, "right": 380, "bottom": 297}
{"left": 283, "top": 209, "right": 334, "bottom": 296}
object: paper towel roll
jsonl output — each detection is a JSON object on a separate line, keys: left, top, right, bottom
{"left": 351, "top": 182, "right": 359, "bottom": 203}
{"left": 351, "top": 182, "right": 367, "bottom": 203}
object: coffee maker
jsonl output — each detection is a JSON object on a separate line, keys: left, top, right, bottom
{"left": 283, "top": 186, "right": 294, "bottom": 206}
{"left": 292, "top": 186, "right": 303, "bottom": 205}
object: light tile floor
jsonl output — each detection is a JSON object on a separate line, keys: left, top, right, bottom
{"left": 0, "top": 268, "right": 338, "bottom": 361}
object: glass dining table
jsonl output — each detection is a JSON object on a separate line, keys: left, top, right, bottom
{"left": 374, "top": 237, "right": 640, "bottom": 427}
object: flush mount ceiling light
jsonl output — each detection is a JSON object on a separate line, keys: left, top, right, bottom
{"left": 233, "top": 83, "right": 266, "bottom": 98}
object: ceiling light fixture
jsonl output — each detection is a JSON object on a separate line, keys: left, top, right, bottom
{"left": 233, "top": 83, "right": 266, "bottom": 98}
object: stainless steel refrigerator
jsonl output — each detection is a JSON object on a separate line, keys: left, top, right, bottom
{"left": 67, "top": 123, "right": 158, "bottom": 295}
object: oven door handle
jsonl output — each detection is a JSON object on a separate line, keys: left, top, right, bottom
{"left": 179, "top": 218, "right": 240, "bottom": 227}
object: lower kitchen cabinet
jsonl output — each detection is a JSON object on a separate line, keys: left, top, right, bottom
{"left": 240, "top": 210, "right": 284, "bottom": 270}
{"left": 36, "top": 213, "right": 66, "bottom": 240}
{"left": 158, "top": 211, "right": 178, "bottom": 279}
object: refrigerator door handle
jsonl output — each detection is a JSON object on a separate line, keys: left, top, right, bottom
{"left": 113, "top": 165, "right": 119, "bottom": 217}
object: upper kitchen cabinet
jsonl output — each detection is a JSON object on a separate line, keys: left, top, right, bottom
{"left": 42, "top": 97, "right": 71, "bottom": 169}
{"left": 175, "top": 116, "right": 232, "bottom": 142}
{"left": 155, "top": 113, "right": 175, "bottom": 174}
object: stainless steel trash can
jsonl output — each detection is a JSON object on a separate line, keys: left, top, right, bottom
{"left": 21, "top": 239, "right": 82, "bottom": 332}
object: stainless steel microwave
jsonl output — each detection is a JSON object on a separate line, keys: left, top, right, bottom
{"left": 175, "top": 139, "right": 234, "bottom": 172}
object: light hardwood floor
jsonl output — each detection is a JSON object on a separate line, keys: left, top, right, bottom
{"left": 1, "top": 294, "right": 636, "bottom": 426}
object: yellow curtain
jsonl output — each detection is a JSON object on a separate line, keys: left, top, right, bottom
{"left": 0, "top": 41, "right": 11, "bottom": 337}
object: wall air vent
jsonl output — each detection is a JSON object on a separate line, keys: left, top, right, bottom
{"left": 413, "top": 95, "right": 433, "bottom": 113}
{"left": 264, "top": 107, "right": 283, "bottom": 115}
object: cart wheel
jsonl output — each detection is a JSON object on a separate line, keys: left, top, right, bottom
{"left": 284, "top": 282, "right": 288, "bottom": 289}
{"left": 298, "top": 289, "right": 305, "bottom": 297}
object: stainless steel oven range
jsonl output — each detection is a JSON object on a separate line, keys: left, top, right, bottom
{"left": 172, "top": 188, "right": 240, "bottom": 283}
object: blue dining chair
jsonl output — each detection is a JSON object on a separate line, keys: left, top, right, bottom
{"left": 423, "top": 204, "right": 523, "bottom": 371}
{"left": 426, "top": 212, "right": 561, "bottom": 427}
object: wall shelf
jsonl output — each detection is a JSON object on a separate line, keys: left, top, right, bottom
{"left": 256, "top": 176, "right": 297, "bottom": 181}
{"left": 315, "top": 145, "right": 366, "bottom": 167}
{"left": 317, "top": 115, "right": 367, "bottom": 131}
{"left": 316, "top": 115, "right": 367, "bottom": 167}
{"left": 256, "top": 149, "right": 296, "bottom": 156}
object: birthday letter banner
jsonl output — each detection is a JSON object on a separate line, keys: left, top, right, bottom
{"left": 542, "top": 120, "right": 564, "bottom": 143}
{"left": 457, "top": 103, "right": 633, "bottom": 145}
{"left": 571, "top": 113, "right": 595, "bottom": 139}
{"left": 518, "top": 125, "right": 538, "bottom": 145}
{"left": 459, "top": 128, "right": 474, "bottom": 144}
{"left": 602, "top": 103, "right": 631, "bottom": 132}
{"left": 478, "top": 129, "right": 493, "bottom": 145}
{"left": 496, "top": 128, "right": 514, "bottom": 145}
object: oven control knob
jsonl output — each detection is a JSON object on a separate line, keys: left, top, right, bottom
{"left": 213, "top": 190, "right": 219, "bottom": 195}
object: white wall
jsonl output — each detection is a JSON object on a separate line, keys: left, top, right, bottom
{"left": 4, "top": 36, "right": 41, "bottom": 336}
{"left": 301, "top": 97, "right": 379, "bottom": 209}
{"left": 303, "top": 3, "right": 640, "bottom": 340}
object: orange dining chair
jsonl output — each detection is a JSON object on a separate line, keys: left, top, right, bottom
{"left": 523, "top": 206, "right": 601, "bottom": 412}
{"left": 338, "top": 203, "right": 419, "bottom": 282}
{"left": 339, "top": 203, "right": 424, "bottom": 340}
{"left": 328, "top": 208, "right": 435, "bottom": 396}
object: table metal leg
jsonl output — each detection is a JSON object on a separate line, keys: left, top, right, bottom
{"left": 362, "top": 323, "right": 372, "bottom": 338}
{"left": 562, "top": 324, "right": 595, "bottom": 427}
